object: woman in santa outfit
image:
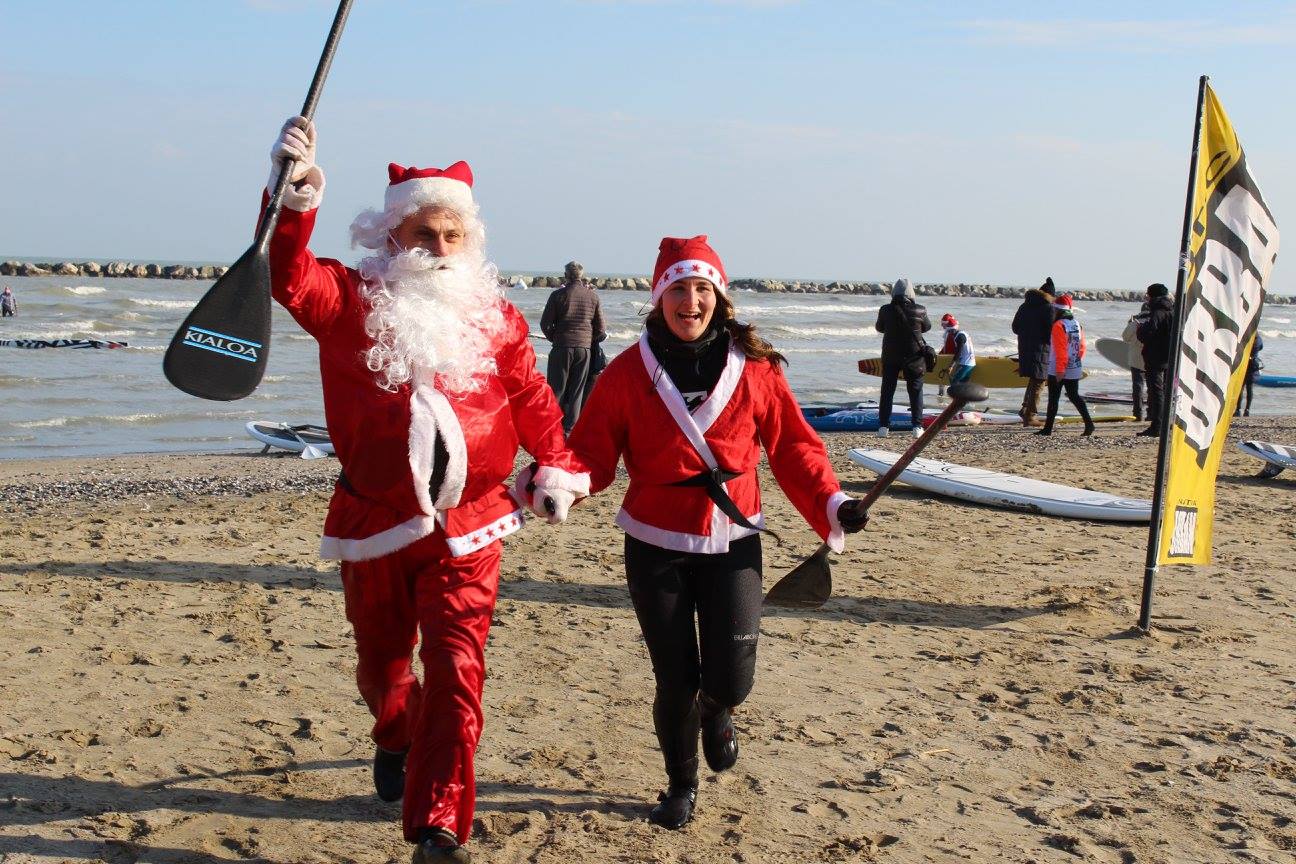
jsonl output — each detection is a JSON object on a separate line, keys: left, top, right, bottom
{"left": 566, "top": 236, "right": 869, "bottom": 829}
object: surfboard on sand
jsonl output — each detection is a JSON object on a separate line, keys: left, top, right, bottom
{"left": 246, "top": 421, "right": 335, "bottom": 455}
{"left": 846, "top": 447, "right": 1151, "bottom": 521}
{"left": 1095, "top": 337, "right": 1133, "bottom": 371}
{"left": 1237, "top": 440, "right": 1296, "bottom": 479}
{"left": 857, "top": 355, "right": 1080, "bottom": 388}
{"left": 805, "top": 408, "right": 981, "bottom": 432}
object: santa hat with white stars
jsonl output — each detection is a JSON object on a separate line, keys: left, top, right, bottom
{"left": 651, "top": 235, "right": 728, "bottom": 305}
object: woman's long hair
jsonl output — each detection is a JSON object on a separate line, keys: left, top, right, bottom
{"left": 646, "top": 291, "right": 786, "bottom": 366}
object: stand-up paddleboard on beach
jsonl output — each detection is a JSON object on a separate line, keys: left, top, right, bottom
{"left": 1086, "top": 390, "right": 1136, "bottom": 405}
{"left": 846, "top": 447, "right": 1151, "bottom": 521}
{"left": 246, "top": 421, "right": 335, "bottom": 456}
{"left": 1095, "top": 337, "right": 1133, "bottom": 371}
{"left": 0, "top": 339, "right": 128, "bottom": 349}
{"left": 857, "top": 355, "right": 1058, "bottom": 388}
{"left": 805, "top": 408, "right": 981, "bottom": 432}
{"left": 1237, "top": 440, "right": 1296, "bottom": 479}
{"left": 1257, "top": 374, "right": 1296, "bottom": 388}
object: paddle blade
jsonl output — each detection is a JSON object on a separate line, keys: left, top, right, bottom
{"left": 300, "top": 444, "right": 327, "bottom": 460}
{"left": 163, "top": 244, "right": 272, "bottom": 401}
{"left": 947, "top": 382, "right": 989, "bottom": 404}
{"left": 763, "top": 544, "right": 832, "bottom": 609}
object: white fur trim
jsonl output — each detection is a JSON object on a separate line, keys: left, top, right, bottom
{"left": 445, "top": 510, "right": 525, "bottom": 557}
{"left": 825, "top": 490, "right": 851, "bottom": 554}
{"left": 385, "top": 176, "right": 474, "bottom": 221}
{"left": 425, "top": 390, "right": 467, "bottom": 510}
{"left": 616, "top": 508, "right": 763, "bottom": 555}
{"left": 408, "top": 384, "right": 440, "bottom": 516}
{"left": 268, "top": 166, "right": 326, "bottom": 213}
{"left": 320, "top": 514, "right": 439, "bottom": 562}
{"left": 652, "top": 259, "right": 727, "bottom": 304}
{"left": 690, "top": 345, "right": 746, "bottom": 433}
{"left": 534, "top": 465, "right": 591, "bottom": 497}
{"left": 638, "top": 333, "right": 719, "bottom": 469}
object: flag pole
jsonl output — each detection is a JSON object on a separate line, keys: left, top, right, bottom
{"left": 1137, "top": 74, "right": 1209, "bottom": 633}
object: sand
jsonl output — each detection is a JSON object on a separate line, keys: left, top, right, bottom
{"left": 1, "top": 417, "right": 1294, "bottom": 864}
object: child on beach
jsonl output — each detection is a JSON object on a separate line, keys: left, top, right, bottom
{"left": 1038, "top": 294, "right": 1095, "bottom": 436}
{"left": 566, "top": 235, "right": 868, "bottom": 830}
{"left": 940, "top": 313, "right": 975, "bottom": 386}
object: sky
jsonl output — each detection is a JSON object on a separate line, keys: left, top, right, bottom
{"left": 1, "top": 0, "right": 1293, "bottom": 294}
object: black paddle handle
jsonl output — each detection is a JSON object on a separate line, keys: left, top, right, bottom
{"left": 856, "top": 391, "right": 979, "bottom": 513}
{"left": 254, "top": 0, "right": 355, "bottom": 253}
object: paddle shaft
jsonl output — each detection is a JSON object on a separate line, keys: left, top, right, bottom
{"left": 788, "top": 396, "right": 976, "bottom": 561}
{"left": 253, "top": 0, "right": 355, "bottom": 255}
{"left": 855, "top": 395, "right": 975, "bottom": 513}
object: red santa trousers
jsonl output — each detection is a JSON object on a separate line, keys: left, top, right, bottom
{"left": 339, "top": 529, "right": 501, "bottom": 845}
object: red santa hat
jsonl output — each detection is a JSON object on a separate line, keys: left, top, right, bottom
{"left": 941, "top": 313, "right": 959, "bottom": 329}
{"left": 1053, "top": 293, "right": 1074, "bottom": 311}
{"left": 384, "top": 161, "right": 475, "bottom": 221}
{"left": 652, "top": 235, "right": 728, "bottom": 304}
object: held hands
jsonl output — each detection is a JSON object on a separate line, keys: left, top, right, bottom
{"left": 511, "top": 463, "right": 583, "bottom": 525}
{"left": 269, "top": 116, "right": 321, "bottom": 189}
{"left": 836, "top": 498, "right": 869, "bottom": 533}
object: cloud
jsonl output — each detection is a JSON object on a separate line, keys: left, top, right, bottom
{"left": 955, "top": 17, "right": 1296, "bottom": 49}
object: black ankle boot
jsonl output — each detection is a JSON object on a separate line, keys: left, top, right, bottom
{"left": 1081, "top": 420, "right": 1096, "bottom": 437}
{"left": 649, "top": 782, "right": 697, "bottom": 830}
{"left": 412, "top": 828, "right": 470, "bottom": 863}
{"left": 374, "top": 746, "right": 408, "bottom": 802}
{"left": 649, "top": 758, "right": 698, "bottom": 830}
{"left": 699, "top": 694, "right": 738, "bottom": 773}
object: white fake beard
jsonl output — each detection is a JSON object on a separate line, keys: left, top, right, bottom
{"left": 357, "top": 248, "right": 505, "bottom": 394}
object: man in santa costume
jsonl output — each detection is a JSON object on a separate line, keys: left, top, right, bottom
{"left": 264, "top": 116, "right": 589, "bottom": 863}
{"left": 566, "top": 235, "right": 868, "bottom": 829}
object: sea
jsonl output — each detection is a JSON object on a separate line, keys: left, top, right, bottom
{"left": 1, "top": 275, "right": 1293, "bottom": 460}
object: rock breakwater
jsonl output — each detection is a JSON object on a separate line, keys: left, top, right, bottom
{"left": 3, "top": 260, "right": 1287, "bottom": 303}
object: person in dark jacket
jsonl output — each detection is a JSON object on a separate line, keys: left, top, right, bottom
{"left": 874, "top": 277, "right": 931, "bottom": 438}
{"left": 541, "top": 260, "right": 607, "bottom": 433}
{"left": 1136, "top": 283, "right": 1175, "bottom": 436}
{"left": 1011, "top": 277, "right": 1055, "bottom": 427}
{"left": 1235, "top": 333, "right": 1264, "bottom": 417}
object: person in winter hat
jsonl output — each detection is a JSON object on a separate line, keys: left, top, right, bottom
{"left": 874, "top": 277, "right": 932, "bottom": 437}
{"left": 1038, "top": 294, "right": 1096, "bottom": 436}
{"left": 565, "top": 235, "right": 870, "bottom": 830}
{"left": 1011, "top": 277, "right": 1055, "bottom": 426}
{"left": 940, "top": 313, "right": 976, "bottom": 389}
{"left": 263, "top": 116, "right": 589, "bottom": 864}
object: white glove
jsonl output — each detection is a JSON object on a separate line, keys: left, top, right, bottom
{"left": 533, "top": 486, "right": 576, "bottom": 525}
{"left": 269, "top": 116, "right": 320, "bottom": 189}
{"left": 511, "top": 464, "right": 581, "bottom": 525}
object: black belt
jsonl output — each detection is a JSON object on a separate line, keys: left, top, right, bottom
{"left": 670, "top": 467, "right": 780, "bottom": 542}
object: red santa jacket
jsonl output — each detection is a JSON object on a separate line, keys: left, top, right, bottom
{"left": 567, "top": 333, "right": 849, "bottom": 554}
{"left": 266, "top": 200, "right": 588, "bottom": 562}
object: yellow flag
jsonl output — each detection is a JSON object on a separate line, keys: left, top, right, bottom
{"left": 1158, "top": 84, "right": 1280, "bottom": 564}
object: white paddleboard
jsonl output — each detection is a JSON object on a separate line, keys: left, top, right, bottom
{"left": 246, "top": 421, "right": 335, "bottom": 455}
{"left": 847, "top": 448, "right": 1151, "bottom": 521}
{"left": 1095, "top": 337, "right": 1133, "bottom": 371}
{"left": 1237, "top": 440, "right": 1296, "bottom": 479}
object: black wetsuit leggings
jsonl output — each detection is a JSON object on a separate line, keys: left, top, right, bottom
{"left": 624, "top": 533, "right": 763, "bottom": 780}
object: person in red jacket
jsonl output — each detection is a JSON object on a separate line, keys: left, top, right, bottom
{"left": 265, "top": 117, "right": 588, "bottom": 864}
{"left": 566, "top": 236, "right": 869, "bottom": 830}
{"left": 1038, "top": 294, "right": 1096, "bottom": 437}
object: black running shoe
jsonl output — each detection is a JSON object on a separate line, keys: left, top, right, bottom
{"left": 374, "top": 746, "right": 408, "bottom": 802}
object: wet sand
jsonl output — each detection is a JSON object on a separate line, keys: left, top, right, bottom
{"left": 1, "top": 416, "right": 1294, "bottom": 863}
